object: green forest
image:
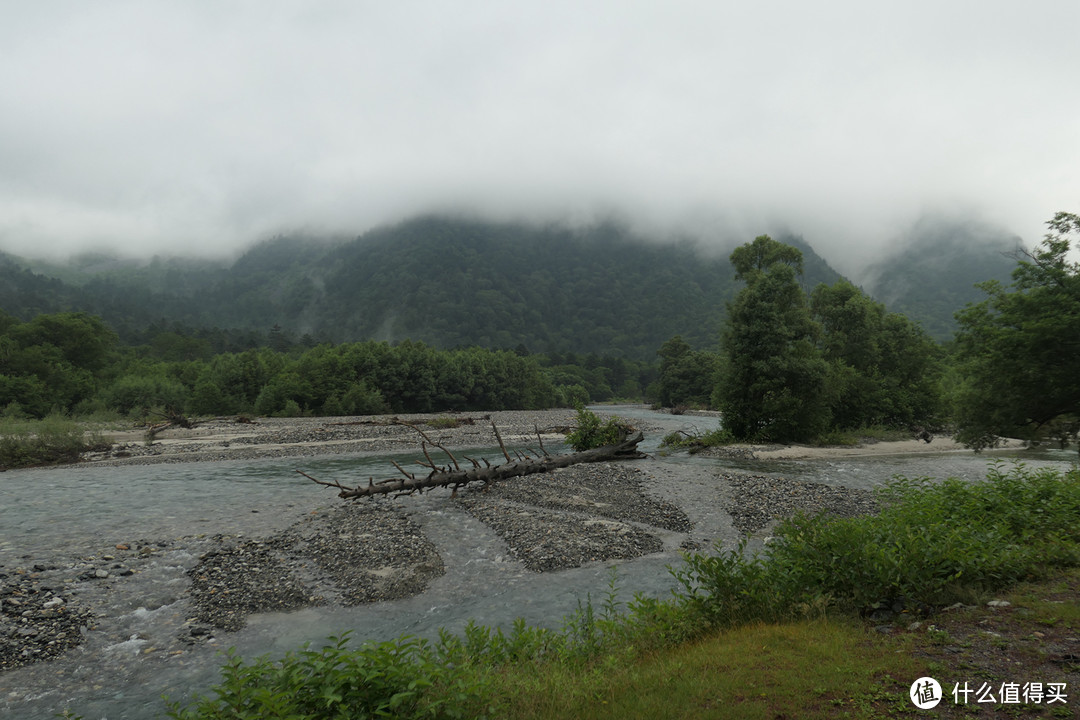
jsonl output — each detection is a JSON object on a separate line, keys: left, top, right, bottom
{"left": 0, "top": 310, "right": 656, "bottom": 422}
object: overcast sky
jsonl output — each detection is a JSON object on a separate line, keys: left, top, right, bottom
{"left": 1, "top": 1, "right": 1077, "bottom": 273}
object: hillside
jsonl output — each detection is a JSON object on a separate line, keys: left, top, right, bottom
{"left": 0, "top": 217, "right": 843, "bottom": 358}
{"left": 863, "top": 218, "right": 1021, "bottom": 340}
{"left": 0, "top": 213, "right": 1028, "bottom": 355}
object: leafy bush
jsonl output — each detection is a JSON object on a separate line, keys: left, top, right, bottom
{"left": 0, "top": 414, "right": 109, "bottom": 470}
{"left": 660, "top": 426, "right": 734, "bottom": 452}
{"left": 166, "top": 634, "right": 490, "bottom": 720}
{"left": 565, "top": 405, "right": 633, "bottom": 451}
{"left": 673, "top": 463, "right": 1080, "bottom": 626}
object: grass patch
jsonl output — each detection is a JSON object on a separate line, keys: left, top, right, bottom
{"left": 660, "top": 426, "right": 735, "bottom": 452}
{"left": 906, "top": 567, "right": 1080, "bottom": 718}
{"left": 491, "top": 619, "right": 926, "bottom": 719}
{"left": 675, "top": 462, "right": 1080, "bottom": 626}
{"left": 0, "top": 414, "right": 111, "bottom": 469}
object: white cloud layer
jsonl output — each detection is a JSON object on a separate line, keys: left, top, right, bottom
{"left": 1, "top": 1, "right": 1077, "bottom": 272}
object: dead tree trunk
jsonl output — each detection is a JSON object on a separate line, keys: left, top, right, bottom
{"left": 144, "top": 407, "right": 198, "bottom": 443}
{"left": 299, "top": 422, "right": 646, "bottom": 500}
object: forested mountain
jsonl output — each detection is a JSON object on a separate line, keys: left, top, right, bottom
{"left": 863, "top": 218, "right": 1021, "bottom": 340}
{"left": 0, "top": 217, "right": 842, "bottom": 359}
{"left": 1, "top": 213, "right": 1018, "bottom": 354}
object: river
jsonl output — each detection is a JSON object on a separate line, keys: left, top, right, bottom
{"left": 1, "top": 407, "right": 1074, "bottom": 719}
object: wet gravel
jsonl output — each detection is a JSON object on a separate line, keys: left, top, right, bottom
{"left": 718, "top": 472, "right": 879, "bottom": 535}
{"left": 473, "top": 462, "right": 691, "bottom": 533}
{"left": 289, "top": 503, "right": 444, "bottom": 607}
{"left": 187, "top": 539, "right": 323, "bottom": 632}
{"left": 0, "top": 568, "right": 94, "bottom": 671}
{"left": 456, "top": 462, "right": 682, "bottom": 571}
{"left": 187, "top": 503, "right": 444, "bottom": 631}
{"left": 1, "top": 540, "right": 171, "bottom": 671}
{"left": 459, "top": 500, "right": 665, "bottom": 572}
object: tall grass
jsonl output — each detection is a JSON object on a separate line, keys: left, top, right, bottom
{"left": 0, "top": 414, "right": 109, "bottom": 469}
{"left": 673, "top": 462, "right": 1080, "bottom": 626}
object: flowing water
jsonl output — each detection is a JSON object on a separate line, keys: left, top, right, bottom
{"left": 1, "top": 407, "right": 1075, "bottom": 719}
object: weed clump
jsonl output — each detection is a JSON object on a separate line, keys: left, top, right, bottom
{"left": 565, "top": 405, "right": 634, "bottom": 451}
{"left": 0, "top": 415, "right": 108, "bottom": 469}
{"left": 674, "top": 462, "right": 1080, "bottom": 626}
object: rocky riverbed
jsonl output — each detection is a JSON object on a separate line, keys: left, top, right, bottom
{"left": 2, "top": 408, "right": 894, "bottom": 718}
{"left": 1, "top": 466, "right": 878, "bottom": 675}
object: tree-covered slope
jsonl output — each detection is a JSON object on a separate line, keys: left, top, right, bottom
{"left": 282, "top": 217, "right": 843, "bottom": 357}
{"left": 863, "top": 218, "right": 1021, "bottom": 340}
{"left": 1, "top": 216, "right": 842, "bottom": 358}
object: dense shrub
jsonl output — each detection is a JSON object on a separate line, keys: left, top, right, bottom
{"left": 673, "top": 462, "right": 1080, "bottom": 626}
{"left": 166, "top": 635, "right": 489, "bottom": 720}
{"left": 565, "top": 406, "right": 634, "bottom": 451}
{"left": 0, "top": 415, "right": 107, "bottom": 469}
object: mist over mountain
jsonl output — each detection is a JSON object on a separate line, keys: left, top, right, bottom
{"left": 2, "top": 216, "right": 847, "bottom": 358}
{"left": 1, "top": 213, "right": 1027, "bottom": 356}
{"left": 863, "top": 217, "right": 1022, "bottom": 339}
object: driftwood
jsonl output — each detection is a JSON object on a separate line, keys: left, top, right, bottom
{"left": 299, "top": 421, "right": 646, "bottom": 500}
{"left": 144, "top": 407, "right": 198, "bottom": 443}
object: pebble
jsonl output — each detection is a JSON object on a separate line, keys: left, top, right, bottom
{"left": 0, "top": 565, "right": 93, "bottom": 671}
{"left": 186, "top": 502, "right": 444, "bottom": 631}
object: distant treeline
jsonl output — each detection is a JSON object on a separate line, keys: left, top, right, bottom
{"left": 0, "top": 310, "right": 656, "bottom": 420}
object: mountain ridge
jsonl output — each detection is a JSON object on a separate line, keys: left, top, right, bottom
{"left": 0, "top": 215, "right": 1016, "bottom": 356}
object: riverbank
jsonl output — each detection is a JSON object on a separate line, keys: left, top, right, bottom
{"left": 79, "top": 409, "right": 583, "bottom": 466}
{"left": 752, "top": 435, "right": 1028, "bottom": 459}
{"left": 78, "top": 410, "right": 1026, "bottom": 466}
{"left": 2, "top": 408, "right": 1052, "bottom": 718}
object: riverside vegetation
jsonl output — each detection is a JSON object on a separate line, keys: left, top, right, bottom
{"left": 54, "top": 461, "right": 1079, "bottom": 719}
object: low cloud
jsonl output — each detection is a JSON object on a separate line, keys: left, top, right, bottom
{"left": 1, "top": 1, "right": 1077, "bottom": 273}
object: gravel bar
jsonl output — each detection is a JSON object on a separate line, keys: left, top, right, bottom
{"left": 718, "top": 472, "right": 879, "bottom": 535}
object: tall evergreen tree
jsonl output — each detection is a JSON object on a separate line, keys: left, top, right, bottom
{"left": 715, "top": 236, "right": 830, "bottom": 442}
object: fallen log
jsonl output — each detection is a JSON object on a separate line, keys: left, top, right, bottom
{"left": 144, "top": 407, "right": 198, "bottom": 443}
{"left": 299, "top": 421, "right": 647, "bottom": 500}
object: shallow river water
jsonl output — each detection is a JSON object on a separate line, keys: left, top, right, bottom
{"left": 1, "top": 407, "right": 1075, "bottom": 719}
